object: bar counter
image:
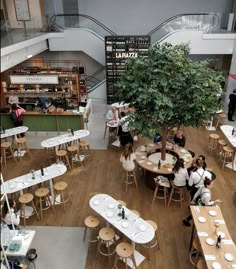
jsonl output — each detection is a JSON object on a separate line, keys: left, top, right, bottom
{"left": 0, "top": 111, "right": 84, "bottom": 132}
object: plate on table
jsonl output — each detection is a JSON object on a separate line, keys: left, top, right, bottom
{"left": 181, "top": 149, "right": 186, "bottom": 153}
{"left": 212, "top": 262, "right": 222, "bottom": 269}
{"left": 106, "top": 211, "right": 113, "bottom": 218}
{"left": 209, "top": 210, "right": 217, "bottom": 217}
{"left": 9, "top": 184, "right": 16, "bottom": 189}
{"left": 206, "top": 238, "right": 215, "bottom": 246}
{"left": 93, "top": 200, "right": 100, "bottom": 206}
{"left": 140, "top": 148, "right": 146, "bottom": 152}
{"left": 139, "top": 225, "right": 147, "bottom": 232}
{"left": 108, "top": 203, "right": 115, "bottom": 209}
{"left": 146, "top": 162, "right": 152, "bottom": 166}
{"left": 141, "top": 156, "right": 146, "bottom": 160}
{"left": 15, "top": 178, "right": 23, "bottom": 183}
{"left": 225, "top": 253, "right": 234, "bottom": 262}
{"left": 198, "top": 216, "right": 206, "bottom": 223}
{"left": 121, "top": 221, "right": 129, "bottom": 228}
{"left": 149, "top": 144, "right": 154, "bottom": 147}
{"left": 26, "top": 178, "right": 32, "bottom": 183}
{"left": 217, "top": 231, "right": 225, "bottom": 238}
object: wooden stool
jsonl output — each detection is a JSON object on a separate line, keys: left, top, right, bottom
{"left": 35, "top": 187, "right": 56, "bottom": 220}
{"left": 83, "top": 215, "right": 100, "bottom": 243}
{"left": 79, "top": 140, "right": 90, "bottom": 158}
{"left": 19, "top": 193, "right": 40, "bottom": 226}
{"left": 67, "top": 145, "right": 85, "bottom": 169}
{"left": 189, "top": 237, "right": 202, "bottom": 266}
{"left": 168, "top": 181, "right": 185, "bottom": 208}
{"left": 1, "top": 142, "right": 17, "bottom": 166}
{"left": 130, "top": 209, "right": 140, "bottom": 217}
{"left": 123, "top": 169, "right": 138, "bottom": 192}
{"left": 152, "top": 177, "right": 170, "bottom": 208}
{"left": 215, "top": 113, "right": 226, "bottom": 129}
{"left": 97, "top": 227, "right": 116, "bottom": 265}
{"left": 216, "top": 139, "right": 227, "bottom": 159}
{"left": 220, "top": 146, "right": 235, "bottom": 170}
{"left": 113, "top": 242, "right": 137, "bottom": 269}
{"left": 208, "top": 134, "right": 220, "bottom": 154}
{"left": 143, "top": 220, "right": 159, "bottom": 260}
{"left": 56, "top": 150, "right": 72, "bottom": 170}
{"left": 16, "top": 137, "right": 32, "bottom": 159}
{"left": 54, "top": 181, "right": 72, "bottom": 211}
{"left": 196, "top": 258, "right": 207, "bottom": 269}
{"left": 117, "top": 200, "right": 127, "bottom": 207}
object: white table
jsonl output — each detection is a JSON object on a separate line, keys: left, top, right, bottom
{"left": 220, "top": 125, "right": 236, "bottom": 171}
{"left": 0, "top": 126, "right": 28, "bottom": 139}
{"left": 5, "top": 230, "right": 35, "bottom": 257}
{"left": 1, "top": 164, "right": 67, "bottom": 201}
{"left": 90, "top": 194, "right": 155, "bottom": 268}
{"left": 41, "top": 129, "right": 90, "bottom": 148}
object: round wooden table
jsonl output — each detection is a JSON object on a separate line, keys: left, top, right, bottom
{"left": 135, "top": 143, "right": 193, "bottom": 190}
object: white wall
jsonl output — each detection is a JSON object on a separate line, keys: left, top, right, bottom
{"left": 5, "top": 0, "right": 43, "bottom": 29}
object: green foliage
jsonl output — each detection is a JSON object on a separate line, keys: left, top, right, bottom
{"left": 116, "top": 43, "right": 224, "bottom": 138}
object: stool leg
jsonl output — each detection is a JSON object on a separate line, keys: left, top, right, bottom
{"left": 25, "top": 142, "right": 32, "bottom": 158}
{"left": 67, "top": 190, "right": 73, "bottom": 204}
{"left": 31, "top": 201, "right": 40, "bottom": 221}
{"left": 46, "top": 194, "right": 56, "bottom": 214}
{"left": 152, "top": 185, "right": 159, "bottom": 206}
{"left": 21, "top": 204, "right": 26, "bottom": 227}
{"left": 125, "top": 172, "right": 128, "bottom": 192}
{"left": 83, "top": 227, "right": 87, "bottom": 242}
{"left": 113, "top": 253, "right": 118, "bottom": 269}
{"left": 131, "top": 253, "right": 137, "bottom": 269}
{"left": 61, "top": 191, "right": 66, "bottom": 211}
{"left": 39, "top": 197, "right": 43, "bottom": 220}
{"left": 168, "top": 188, "right": 174, "bottom": 207}
{"left": 133, "top": 171, "right": 139, "bottom": 191}
{"left": 65, "top": 155, "right": 72, "bottom": 171}
{"left": 9, "top": 146, "right": 17, "bottom": 162}
{"left": 3, "top": 148, "right": 6, "bottom": 167}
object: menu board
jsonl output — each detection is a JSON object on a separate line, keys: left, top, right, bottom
{"left": 105, "top": 36, "right": 150, "bottom": 104}
{"left": 14, "top": 0, "right": 30, "bottom": 21}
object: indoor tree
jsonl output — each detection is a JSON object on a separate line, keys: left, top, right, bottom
{"left": 116, "top": 43, "right": 224, "bottom": 160}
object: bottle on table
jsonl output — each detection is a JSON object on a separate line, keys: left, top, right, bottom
{"left": 122, "top": 208, "right": 125, "bottom": 219}
{"left": 71, "top": 129, "right": 74, "bottom": 136}
{"left": 41, "top": 168, "right": 44, "bottom": 176}
{"left": 158, "top": 160, "right": 161, "bottom": 169}
{"left": 216, "top": 234, "right": 221, "bottom": 248}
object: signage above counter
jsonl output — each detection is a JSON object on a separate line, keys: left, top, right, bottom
{"left": 10, "top": 75, "right": 59, "bottom": 84}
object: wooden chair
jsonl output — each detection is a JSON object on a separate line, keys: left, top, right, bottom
{"left": 207, "top": 134, "right": 220, "bottom": 154}
{"left": 79, "top": 140, "right": 90, "bottom": 158}
{"left": 1, "top": 141, "right": 17, "bottom": 166}
{"left": 122, "top": 169, "right": 138, "bottom": 192}
{"left": 168, "top": 181, "right": 185, "bottom": 208}
{"left": 152, "top": 176, "right": 170, "bottom": 208}
{"left": 220, "top": 146, "right": 235, "bottom": 170}
{"left": 215, "top": 113, "right": 226, "bottom": 129}
{"left": 216, "top": 139, "right": 227, "bottom": 159}
{"left": 113, "top": 242, "right": 137, "bottom": 269}
{"left": 83, "top": 215, "right": 100, "bottom": 244}
{"left": 67, "top": 145, "right": 85, "bottom": 169}
{"left": 54, "top": 181, "right": 72, "bottom": 211}
{"left": 56, "top": 150, "right": 72, "bottom": 171}
{"left": 189, "top": 237, "right": 202, "bottom": 266}
{"left": 15, "top": 137, "right": 32, "bottom": 159}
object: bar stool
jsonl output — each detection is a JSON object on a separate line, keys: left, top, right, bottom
{"left": 123, "top": 169, "right": 139, "bottom": 192}
{"left": 130, "top": 209, "right": 140, "bottom": 217}
{"left": 215, "top": 113, "right": 226, "bottom": 129}
{"left": 56, "top": 150, "right": 72, "bottom": 171}
{"left": 19, "top": 193, "right": 40, "bottom": 226}
{"left": 216, "top": 139, "right": 227, "bottom": 159}
{"left": 79, "top": 140, "right": 90, "bottom": 158}
{"left": 97, "top": 227, "right": 116, "bottom": 265}
{"left": 1, "top": 142, "right": 17, "bottom": 166}
{"left": 54, "top": 181, "right": 72, "bottom": 211}
{"left": 196, "top": 259, "right": 207, "bottom": 269}
{"left": 189, "top": 237, "right": 202, "bottom": 266}
{"left": 117, "top": 200, "right": 127, "bottom": 207}
{"left": 35, "top": 187, "right": 56, "bottom": 220}
{"left": 152, "top": 176, "right": 170, "bottom": 208}
{"left": 220, "top": 146, "right": 235, "bottom": 170}
{"left": 16, "top": 137, "right": 32, "bottom": 159}
{"left": 207, "top": 134, "right": 220, "bottom": 154}
{"left": 67, "top": 145, "right": 85, "bottom": 169}
{"left": 113, "top": 242, "right": 137, "bottom": 269}
{"left": 83, "top": 215, "right": 100, "bottom": 244}
{"left": 168, "top": 181, "right": 185, "bottom": 208}
{"left": 143, "top": 220, "right": 159, "bottom": 260}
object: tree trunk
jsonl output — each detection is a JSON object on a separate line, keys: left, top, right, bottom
{"left": 161, "top": 125, "right": 169, "bottom": 161}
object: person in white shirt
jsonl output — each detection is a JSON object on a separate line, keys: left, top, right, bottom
{"left": 172, "top": 158, "right": 189, "bottom": 187}
{"left": 2, "top": 199, "right": 20, "bottom": 229}
{"left": 120, "top": 143, "right": 136, "bottom": 171}
{"left": 188, "top": 158, "right": 212, "bottom": 199}
{"left": 119, "top": 112, "right": 133, "bottom": 146}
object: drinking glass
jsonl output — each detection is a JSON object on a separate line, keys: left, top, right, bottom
{"left": 118, "top": 204, "right": 122, "bottom": 217}
{"left": 214, "top": 222, "right": 220, "bottom": 235}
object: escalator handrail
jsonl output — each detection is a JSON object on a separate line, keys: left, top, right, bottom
{"left": 48, "top": 14, "right": 117, "bottom": 36}
{"left": 147, "top": 13, "right": 220, "bottom": 36}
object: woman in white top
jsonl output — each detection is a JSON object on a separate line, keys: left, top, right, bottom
{"left": 2, "top": 199, "right": 20, "bottom": 229}
{"left": 172, "top": 158, "right": 189, "bottom": 187}
{"left": 120, "top": 143, "right": 136, "bottom": 171}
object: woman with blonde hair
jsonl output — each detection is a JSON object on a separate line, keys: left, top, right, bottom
{"left": 120, "top": 143, "right": 136, "bottom": 171}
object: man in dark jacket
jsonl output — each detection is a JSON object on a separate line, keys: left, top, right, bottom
{"left": 228, "top": 89, "right": 236, "bottom": 121}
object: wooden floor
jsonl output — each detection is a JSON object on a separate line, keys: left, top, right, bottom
{"left": 1, "top": 126, "right": 236, "bottom": 269}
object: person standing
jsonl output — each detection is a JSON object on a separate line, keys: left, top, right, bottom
{"left": 10, "top": 103, "right": 25, "bottom": 137}
{"left": 228, "top": 89, "right": 236, "bottom": 121}
{"left": 2, "top": 199, "right": 20, "bottom": 230}
{"left": 119, "top": 112, "right": 133, "bottom": 146}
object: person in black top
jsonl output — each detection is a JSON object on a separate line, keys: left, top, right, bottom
{"left": 153, "top": 133, "right": 162, "bottom": 144}
{"left": 173, "top": 130, "right": 186, "bottom": 147}
{"left": 228, "top": 89, "right": 236, "bottom": 121}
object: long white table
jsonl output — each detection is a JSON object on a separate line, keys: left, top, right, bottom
{"left": 220, "top": 125, "right": 236, "bottom": 171}
{"left": 0, "top": 126, "right": 28, "bottom": 139}
{"left": 90, "top": 194, "right": 155, "bottom": 268}
{"left": 41, "top": 129, "right": 90, "bottom": 148}
{"left": 1, "top": 164, "right": 67, "bottom": 201}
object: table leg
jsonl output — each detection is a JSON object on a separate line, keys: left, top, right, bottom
{"left": 49, "top": 178, "right": 55, "bottom": 202}
{"left": 189, "top": 224, "right": 195, "bottom": 252}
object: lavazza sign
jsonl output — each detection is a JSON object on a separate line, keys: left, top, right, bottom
{"left": 10, "top": 75, "right": 59, "bottom": 84}
{"left": 115, "top": 52, "right": 138, "bottom": 58}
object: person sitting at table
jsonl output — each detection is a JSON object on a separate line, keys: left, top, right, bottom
{"left": 173, "top": 130, "right": 186, "bottom": 147}
{"left": 198, "top": 155, "right": 207, "bottom": 170}
{"left": 119, "top": 112, "right": 133, "bottom": 146}
{"left": 172, "top": 158, "right": 189, "bottom": 187}
{"left": 153, "top": 133, "right": 162, "bottom": 144}
{"left": 120, "top": 143, "right": 136, "bottom": 171}
{"left": 2, "top": 199, "right": 20, "bottom": 230}
{"left": 182, "top": 178, "right": 222, "bottom": 227}
{"left": 188, "top": 158, "right": 212, "bottom": 199}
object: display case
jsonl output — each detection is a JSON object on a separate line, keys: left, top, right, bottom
{"left": 105, "top": 35, "right": 150, "bottom": 104}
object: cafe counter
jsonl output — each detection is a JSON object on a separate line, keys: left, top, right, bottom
{"left": 0, "top": 111, "right": 84, "bottom": 132}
